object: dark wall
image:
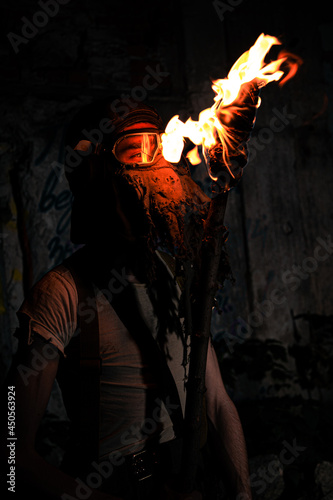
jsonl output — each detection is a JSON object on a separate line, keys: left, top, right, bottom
{"left": 1, "top": 1, "right": 333, "bottom": 496}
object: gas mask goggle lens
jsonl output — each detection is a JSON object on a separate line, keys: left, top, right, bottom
{"left": 112, "top": 132, "right": 162, "bottom": 166}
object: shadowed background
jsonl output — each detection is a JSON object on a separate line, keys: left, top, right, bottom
{"left": 0, "top": 0, "right": 333, "bottom": 498}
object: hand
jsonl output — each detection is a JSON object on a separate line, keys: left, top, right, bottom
{"left": 209, "top": 80, "right": 260, "bottom": 190}
{"left": 216, "top": 79, "right": 260, "bottom": 133}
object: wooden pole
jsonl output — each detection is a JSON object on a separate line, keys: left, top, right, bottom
{"left": 180, "top": 188, "right": 229, "bottom": 493}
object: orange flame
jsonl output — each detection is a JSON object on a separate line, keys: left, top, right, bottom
{"left": 186, "top": 145, "right": 201, "bottom": 165}
{"left": 161, "top": 33, "right": 301, "bottom": 172}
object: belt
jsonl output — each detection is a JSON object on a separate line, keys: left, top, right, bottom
{"left": 126, "top": 437, "right": 182, "bottom": 481}
{"left": 126, "top": 447, "right": 159, "bottom": 483}
{"left": 99, "top": 438, "right": 183, "bottom": 500}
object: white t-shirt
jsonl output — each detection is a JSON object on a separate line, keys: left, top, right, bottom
{"left": 16, "top": 252, "right": 189, "bottom": 460}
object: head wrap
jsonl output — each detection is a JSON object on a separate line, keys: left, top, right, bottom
{"left": 107, "top": 102, "right": 165, "bottom": 140}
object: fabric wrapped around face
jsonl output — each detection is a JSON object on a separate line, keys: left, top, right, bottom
{"left": 114, "top": 156, "right": 210, "bottom": 260}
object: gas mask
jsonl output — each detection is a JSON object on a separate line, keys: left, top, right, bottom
{"left": 65, "top": 102, "right": 210, "bottom": 265}
{"left": 111, "top": 146, "right": 210, "bottom": 260}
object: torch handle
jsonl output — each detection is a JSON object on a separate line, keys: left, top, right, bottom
{"left": 180, "top": 190, "right": 229, "bottom": 493}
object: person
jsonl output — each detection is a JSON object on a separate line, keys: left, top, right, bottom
{"left": 3, "top": 93, "right": 258, "bottom": 500}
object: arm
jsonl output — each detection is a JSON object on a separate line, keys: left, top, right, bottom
{"left": 205, "top": 340, "right": 252, "bottom": 500}
{"left": 6, "top": 339, "right": 121, "bottom": 500}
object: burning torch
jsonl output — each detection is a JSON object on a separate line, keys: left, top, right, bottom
{"left": 161, "top": 33, "right": 302, "bottom": 495}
